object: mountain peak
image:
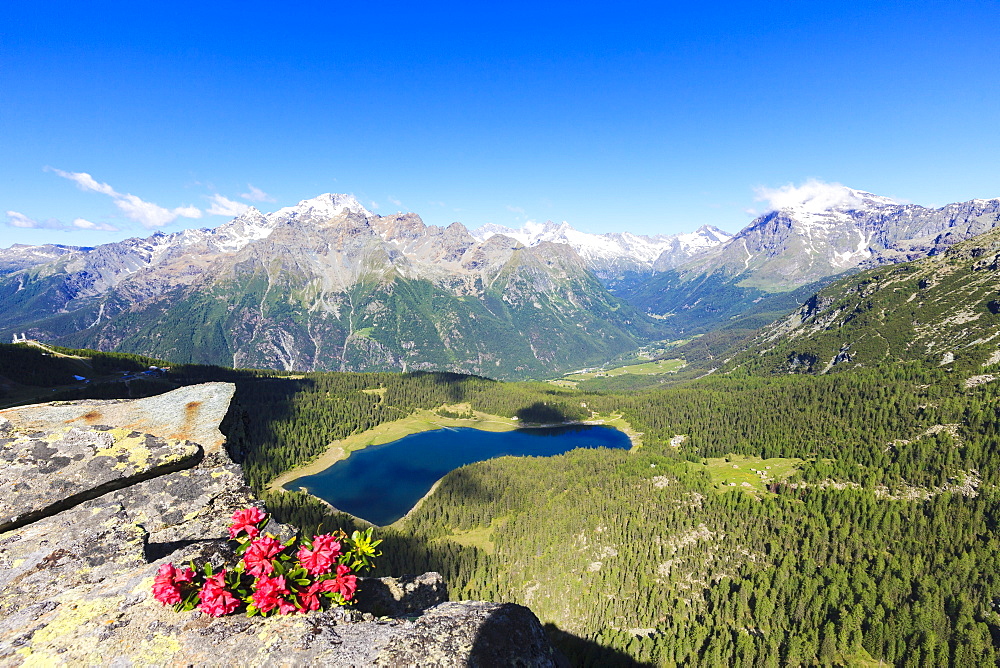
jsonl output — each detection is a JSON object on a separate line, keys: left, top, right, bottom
{"left": 759, "top": 182, "right": 898, "bottom": 217}
{"left": 275, "top": 193, "right": 372, "bottom": 219}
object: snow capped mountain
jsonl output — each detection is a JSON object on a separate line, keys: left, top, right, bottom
{"left": 6, "top": 187, "right": 1000, "bottom": 372}
{"left": 746, "top": 186, "right": 900, "bottom": 269}
{"left": 271, "top": 193, "right": 371, "bottom": 222}
{"left": 0, "top": 195, "right": 376, "bottom": 292}
{"left": 710, "top": 186, "right": 1000, "bottom": 288}
{"left": 0, "top": 194, "right": 654, "bottom": 378}
{"left": 470, "top": 220, "right": 732, "bottom": 280}
{"left": 0, "top": 244, "right": 83, "bottom": 276}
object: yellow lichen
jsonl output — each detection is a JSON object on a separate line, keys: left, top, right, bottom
{"left": 25, "top": 596, "right": 119, "bottom": 647}
{"left": 91, "top": 428, "right": 192, "bottom": 472}
{"left": 139, "top": 633, "right": 183, "bottom": 664}
{"left": 182, "top": 509, "right": 206, "bottom": 522}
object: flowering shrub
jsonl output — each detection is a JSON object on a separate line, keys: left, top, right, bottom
{"left": 153, "top": 507, "right": 381, "bottom": 617}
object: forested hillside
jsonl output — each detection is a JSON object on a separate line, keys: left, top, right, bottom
{"left": 249, "top": 362, "right": 1000, "bottom": 666}
{"left": 720, "top": 227, "right": 1000, "bottom": 377}
{"left": 6, "top": 318, "right": 1000, "bottom": 665}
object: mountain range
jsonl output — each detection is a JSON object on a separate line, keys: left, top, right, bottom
{"left": 1, "top": 187, "right": 997, "bottom": 378}
{"left": 718, "top": 224, "right": 1000, "bottom": 376}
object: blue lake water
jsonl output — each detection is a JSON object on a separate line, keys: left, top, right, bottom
{"left": 291, "top": 425, "right": 631, "bottom": 526}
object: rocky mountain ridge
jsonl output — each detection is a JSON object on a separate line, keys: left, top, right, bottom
{"left": 3, "top": 187, "right": 1000, "bottom": 377}
{"left": 0, "top": 195, "right": 652, "bottom": 379}
{"left": 471, "top": 219, "right": 733, "bottom": 286}
{"left": 618, "top": 187, "right": 1000, "bottom": 336}
{"left": 715, "top": 225, "right": 1000, "bottom": 375}
{"left": 685, "top": 189, "right": 1000, "bottom": 290}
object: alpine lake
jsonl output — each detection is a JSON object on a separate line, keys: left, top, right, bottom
{"left": 290, "top": 424, "right": 632, "bottom": 526}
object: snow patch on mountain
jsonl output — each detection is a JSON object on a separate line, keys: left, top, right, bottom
{"left": 470, "top": 220, "right": 731, "bottom": 272}
{"left": 273, "top": 193, "right": 371, "bottom": 221}
{"left": 756, "top": 181, "right": 898, "bottom": 215}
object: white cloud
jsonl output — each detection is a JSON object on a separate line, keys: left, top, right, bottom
{"left": 5, "top": 210, "right": 118, "bottom": 232}
{"left": 754, "top": 179, "right": 893, "bottom": 214}
{"left": 6, "top": 211, "right": 38, "bottom": 228}
{"left": 207, "top": 194, "right": 250, "bottom": 217}
{"left": 112, "top": 193, "right": 202, "bottom": 228}
{"left": 174, "top": 205, "right": 203, "bottom": 219}
{"left": 72, "top": 218, "right": 119, "bottom": 232}
{"left": 388, "top": 196, "right": 403, "bottom": 207}
{"left": 240, "top": 184, "right": 275, "bottom": 202}
{"left": 46, "top": 167, "right": 117, "bottom": 196}
{"left": 506, "top": 205, "right": 526, "bottom": 215}
{"left": 370, "top": 201, "right": 380, "bottom": 210}
{"left": 50, "top": 167, "right": 204, "bottom": 228}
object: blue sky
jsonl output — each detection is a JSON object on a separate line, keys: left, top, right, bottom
{"left": 2, "top": 1, "right": 999, "bottom": 247}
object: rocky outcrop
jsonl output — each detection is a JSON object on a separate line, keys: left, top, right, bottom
{"left": 0, "top": 384, "right": 560, "bottom": 666}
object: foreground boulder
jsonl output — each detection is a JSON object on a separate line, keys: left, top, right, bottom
{"left": 0, "top": 384, "right": 561, "bottom": 666}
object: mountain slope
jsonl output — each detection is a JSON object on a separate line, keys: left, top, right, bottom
{"left": 0, "top": 195, "right": 653, "bottom": 379}
{"left": 618, "top": 189, "right": 1000, "bottom": 336}
{"left": 472, "top": 220, "right": 732, "bottom": 290}
{"left": 719, "top": 226, "right": 1000, "bottom": 375}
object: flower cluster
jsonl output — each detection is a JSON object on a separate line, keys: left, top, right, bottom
{"left": 152, "top": 507, "right": 381, "bottom": 617}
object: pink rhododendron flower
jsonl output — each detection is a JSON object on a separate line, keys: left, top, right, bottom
{"left": 152, "top": 562, "right": 196, "bottom": 606}
{"left": 198, "top": 571, "right": 240, "bottom": 617}
{"left": 277, "top": 597, "right": 300, "bottom": 615}
{"left": 242, "top": 535, "right": 283, "bottom": 577}
{"left": 229, "top": 507, "right": 266, "bottom": 539}
{"left": 298, "top": 581, "right": 325, "bottom": 612}
{"left": 330, "top": 564, "right": 358, "bottom": 601}
{"left": 251, "top": 574, "right": 291, "bottom": 614}
{"left": 297, "top": 534, "right": 343, "bottom": 575}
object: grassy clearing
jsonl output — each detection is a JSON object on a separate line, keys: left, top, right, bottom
{"left": 270, "top": 405, "right": 640, "bottom": 492}
{"left": 22, "top": 340, "right": 89, "bottom": 361}
{"left": 557, "top": 358, "right": 686, "bottom": 386}
{"left": 360, "top": 387, "right": 386, "bottom": 403}
{"left": 434, "top": 523, "right": 501, "bottom": 554}
{"left": 689, "top": 453, "right": 802, "bottom": 494}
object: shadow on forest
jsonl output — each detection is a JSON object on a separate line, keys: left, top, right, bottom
{"left": 405, "top": 370, "right": 495, "bottom": 403}
{"left": 217, "top": 373, "right": 311, "bottom": 464}
{"left": 543, "top": 623, "right": 655, "bottom": 667}
{"left": 517, "top": 401, "right": 572, "bottom": 424}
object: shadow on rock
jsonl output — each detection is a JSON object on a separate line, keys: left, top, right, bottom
{"left": 353, "top": 572, "right": 447, "bottom": 617}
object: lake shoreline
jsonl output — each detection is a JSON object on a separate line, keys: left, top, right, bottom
{"left": 267, "top": 405, "right": 642, "bottom": 522}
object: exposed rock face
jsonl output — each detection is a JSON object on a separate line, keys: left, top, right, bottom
{"left": 0, "top": 195, "right": 651, "bottom": 380}
{"left": 0, "top": 382, "right": 235, "bottom": 455}
{"left": 377, "top": 601, "right": 561, "bottom": 667}
{"left": 0, "top": 384, "right": 560, "bottom": 666}
{"left": 0, "top": 423, "right": 199, "bottom": 533}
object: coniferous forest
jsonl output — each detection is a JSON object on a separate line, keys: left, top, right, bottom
{"left": 236, "top": 362, "right": 1000, "bottom": 666}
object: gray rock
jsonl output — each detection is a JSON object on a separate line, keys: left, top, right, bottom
{"left": 0, "top": 424, "right": 200, "bottom": 533}
{"left": 355, "top": 572, "right": 448, "bottom": 618}
{"left": 0, "top": 500, "right": 146, "bottom": 620}
{"left": 0, "top": 382, "right": 235, "bottom": 455}
{"left": 376, "top": 601, "right": 560, "bottom": 667}
{"left": 84, "top": 462, "right": 258, "bottom": 559}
